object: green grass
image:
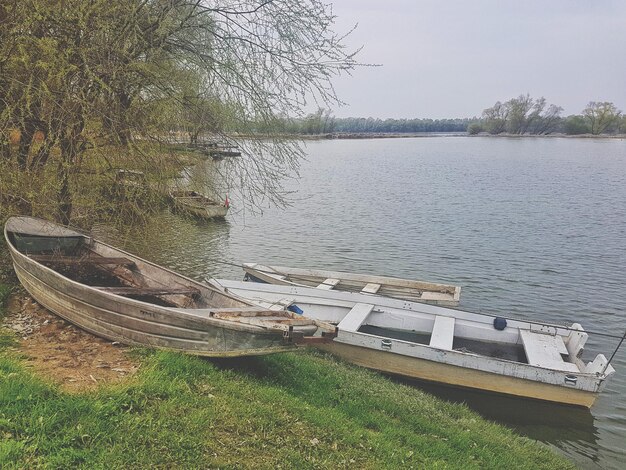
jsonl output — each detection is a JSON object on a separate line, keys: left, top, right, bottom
{"left": 0, "top": 326, "right": 574, "bottom": 469}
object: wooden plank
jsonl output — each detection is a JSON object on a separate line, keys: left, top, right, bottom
{"left": 253, "top": 264, "right": 458, "bottom": 293}
{"left": 429, "top": 316, "right": 455, "bottom": 350}
{"left": 30, "top": 255, "right": 135, "bottom": 267}
{"left": 337, "top": 303, "right": 374, "bottom": 332}
{"left": 316, "top": 278, "right": 340, "bottom": 290}
{"left": 95, "top": 286, "right": 199, "bottom": 296}
{"left": 520, "top": 330, "right": 579, "bottom": 372}
{"left": 361, "top": 283, "right": 381, "bottom": 294}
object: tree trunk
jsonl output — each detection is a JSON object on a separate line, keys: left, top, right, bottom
{"left": 1, "top": 135, "right": 11, "bottom": 161}
{"left": 191, "top": 130, "right": 200, "bottom": 146}
{"left": 17, "top": 119, "right": 37, "bottom": 170}
{"left": 117, "top": 92, "right": 133, "bottom": 146}
{"left": 57, "top": 119, "right": 84, "bottom": 224}
{"left": 57, "top": 142, "right": 73, "bottom": 225}
{"left": 31, "top": 131, "right": 57, "bottom": 170}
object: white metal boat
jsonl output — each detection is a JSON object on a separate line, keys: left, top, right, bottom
{"left": 242, "top": 263, "right": 461, "bottom": 306}
{"left": 210, "top": 278, "right": 616, "bottom": 407}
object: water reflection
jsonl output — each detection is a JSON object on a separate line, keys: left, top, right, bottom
{"left": 93, "top": 211, "right": 232, "bottom": 281}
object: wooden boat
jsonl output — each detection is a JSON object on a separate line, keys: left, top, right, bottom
{"left": 210, "top": 279, "right": 616, "bottom": 407}
{"left": 4, "top": 217, "right": 332, "bottom": 357}
{"left": 209, "top": 148, "right": 241, "bottom": 159}
{"left": 242, "top": 263, "right": 461, "bottom": 306}
{"left": 169, "top": 190, "right": 229, "bottom": 219}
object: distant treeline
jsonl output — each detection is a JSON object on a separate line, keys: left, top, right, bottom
{"left": 332, "top": 117, "right": 471, "bottom": 133}
{"left": 274, "top": 97, "right": 625, "bottom": 136}
{"left": 471, "top": 95, "right": 625, "bottom": 136}
{"left": 272, "top": 109, "right": 473, "bottom": 135}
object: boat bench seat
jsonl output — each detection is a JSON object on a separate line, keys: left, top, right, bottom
{"left": 96, "top": 286, "right": 200, "bottom": 297}
{"left": 361, "top": 283, "right": 381, "bottom": 294}
{"left": 316, "top": 278, "right": 340, "bottom": 290}
{"left": 520, "top": 330, "right": 579, "bottom": 372}
{"left": 30, "top": 255, "right": 135, "bottom": 267}
{"left": 429, "top": 316, "right": 455, "bottom": 350}
{"left": 337, "top": 303, "right": 374, "bottom": 332}
{"left": 253, "top": 298, "right": 296, "bottom": 311}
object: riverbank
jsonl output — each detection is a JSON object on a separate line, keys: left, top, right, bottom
{"left": 0, "top": 257, "right": 573, "bottom": 468}
{"left": 247, "top": 132, "right": 626, "bottom": 141}
{"left": 470, "top": 132, "right": 626, "bottom": 139}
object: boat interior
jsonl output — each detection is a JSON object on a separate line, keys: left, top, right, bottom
{"left": 8, "top": 231, "right": 210, "bottom": 309}
{"left": 331, "top": 301, "right": 609, "bottom": 374}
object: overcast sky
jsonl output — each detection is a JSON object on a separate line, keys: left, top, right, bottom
{"left": 328, "top": 0, "right": 626, "bottom": 118}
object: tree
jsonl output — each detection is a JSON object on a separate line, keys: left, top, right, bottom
{"left": 480, "top": 95, "right": 562, "bottom": 135}
{"left": 482, "top": 101, "right": 509, "bottom": 134}
{"left": 1, "top": 0, "right": 359, "bottom": 223}
{"left": 506, "top": 94, "right": 535, "bottom": 134}
{"left": 529, "top": 101, "right": 563, "bottom": 135}
{"left": 620, "top": 115, "right": 626, "bottom": 134}
{"left": 582, "top": 102, "right": 622, "bottom": 135}
{"left": 563, "top": 115, "right": 590, "bottom": 135}
{"left": 467, "top": 123, "right": 483, "bottom": 135}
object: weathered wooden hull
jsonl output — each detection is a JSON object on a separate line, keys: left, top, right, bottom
{"left": 4, "top": 218, "right": 306, "bottom": 357}
{"left": 243, "top": 263, "right": 461, "bottom": 306}
{"left": 316, "top": 341, "right": 599, "bottom": 407}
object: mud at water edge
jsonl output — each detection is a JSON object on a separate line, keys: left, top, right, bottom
{"left": 1, "top": 294, "right": 139, "bottom": 392}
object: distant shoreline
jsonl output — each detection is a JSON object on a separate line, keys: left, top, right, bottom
{"left": 294, "top": 132, "right": 626, "bottom": 140}
{"left": 298, "top": 132, "right": 464, "bottom": 140}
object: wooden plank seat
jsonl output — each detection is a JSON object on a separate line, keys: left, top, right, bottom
{"left": 210, "top": 307, "right": 292, "bottom": 316}
{"left": 520, "top": 330, "right": 579, "bottom": 372}
{"left": 316, "top": 278, "right": 340, "bottom": 290}
{"left": 337, "top": 303, "right": 374, "bottom": 332}
{"left": 429, "top": 316, "right": 455, "bottom": 350}
{"left": 95, "top": 286, "right": 199, "bottom": 297}
{"left": 30, "top": 255, "right": 135, "bottom": 267}
{"left": 361, "top": 283, "right": 381, "bottom": 294}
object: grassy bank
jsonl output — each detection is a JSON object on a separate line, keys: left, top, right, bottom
{"left": 0, "top": 331, "right": 573, "bottom": 468}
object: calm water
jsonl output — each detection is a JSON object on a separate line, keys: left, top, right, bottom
{"left": 110, "top": 137, "right": 626, "bottom": 469}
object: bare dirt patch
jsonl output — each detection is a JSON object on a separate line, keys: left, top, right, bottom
{"left": 2, "top": 294, "right": 139, "bottom": 392}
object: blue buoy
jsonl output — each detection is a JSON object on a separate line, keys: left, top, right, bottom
{"left": 493, "top": 317, "right": 507, "bottom": 331}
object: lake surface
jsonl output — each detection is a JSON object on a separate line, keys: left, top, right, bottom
{"left": 113, "top": 137, "right": 626, "bottom": 469}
